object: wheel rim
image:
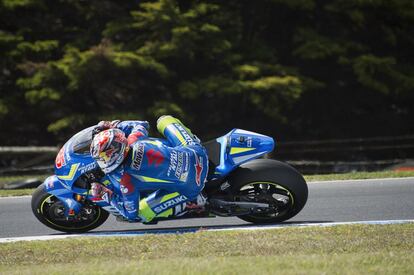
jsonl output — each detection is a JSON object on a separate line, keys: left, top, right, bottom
{"left": 40, "top": 195, "right": 102, "bottom": 230}
{"left": 235, "top": 181, "right": 295, "bottom": 219}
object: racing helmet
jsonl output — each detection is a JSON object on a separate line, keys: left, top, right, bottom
{"left": 90, "top": 128, "right": 128, "bottom": 173}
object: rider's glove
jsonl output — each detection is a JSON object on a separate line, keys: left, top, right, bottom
{"left": 91, "top": 182, "right": 113, "bottom": 203}
{"left": 92, "top": 120, "right": 120, "bottom": 136}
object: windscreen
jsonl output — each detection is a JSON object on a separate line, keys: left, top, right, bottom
{"left": 71, "top": 126, "right": 95, "bottom": 155}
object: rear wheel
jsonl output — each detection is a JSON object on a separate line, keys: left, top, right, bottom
{"left": 31, "top": 185, "right": 109, "bottom": 233}
{"left": 229, "top": 159, "right": 308, "bottom": 223}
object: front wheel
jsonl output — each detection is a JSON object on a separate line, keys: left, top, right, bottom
{"left": 31, "top": 185, "right": 109, "bottom": 233}
{"left": 229, "top": 159, "right": 308, "bottom": 223}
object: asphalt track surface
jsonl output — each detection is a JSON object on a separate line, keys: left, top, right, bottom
{"left": 1, "top": 177, "right": 413, "bottom": 238}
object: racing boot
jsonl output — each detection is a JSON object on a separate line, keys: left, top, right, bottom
{"left": 185, "top": 193, "right": 207, "bottom": 211}
{"left": 174, "top": 193, "right": 207, "bottom": 216}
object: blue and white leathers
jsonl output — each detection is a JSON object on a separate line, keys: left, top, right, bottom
{"left": 47, "top": 117, "right": 273, "bottom": 222}
{"left": 105, "top": 116, "right": 208, "bottom": 222}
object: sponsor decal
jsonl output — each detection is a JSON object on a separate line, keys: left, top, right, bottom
{"left": 180, "top": 171, "right": 189, "bottom": 182}
{"left": 146, "top": 149, "right": 164, "bottom": 167}
{"left": 120, "top": 173, "right": 135, "bottom": 195}
{"left": 167, "top": 150, "right": 178, "bottom": 177}
{"left": 153, "top": 195, "right": 188, "bottom": 214}
{"left": 55, "top": 147, "right": 66, "bottom": 169}
{"left": 175, "top": 152, "right": 185, "bottom": 180}
{"left": 124, "top": 201, "right": 136, "bottom": 213}
{"left": 175, "top": 123, "right": 194, "bottom": 144}
{"left": 131, "top": 143, "right": 145, "bottom": 170}
{"left": 78, "top": 162, "right": 97, "bottom": 174}
{"left": 194, "top": 155, "right": 203, "bottom": 186}
{"left": 247, "top": 137, "right": 253, "bottom": 148}
{"left": 167, "top": 150, "right": 190, "bottom": 182}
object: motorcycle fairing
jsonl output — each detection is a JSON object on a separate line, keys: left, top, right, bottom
{"left": 54, "top": 126, "right": 99, "bottom": 188}
{"left": 207, "top": 129, "right": 275, "bottom": 180}
{"left": 43, "top": 174, "right": 115, "bottom": 216}
{"left": 43, "top": 175, "right": 83, "bottom": 216}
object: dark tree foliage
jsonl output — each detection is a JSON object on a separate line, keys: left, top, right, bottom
{"left": 0, "top": 0, "right": 413, "bottom": 145}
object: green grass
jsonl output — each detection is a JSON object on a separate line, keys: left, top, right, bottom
{"left": 304, "top": 170, "right": 414, "bottom": 182}
{"left": 0, "top": 174, "right": 49, "bottom": 187}
{"left": 0, "top": 188, "right": 35, "bottom": 197}
{"left": 0, "top": 174, "right": 49, "bottom": 196}
{"left": 0, "top": 223, "right": 413, "bottom": 274}
{"left": 0, "top": 170, "right": 413, "bottom": 197}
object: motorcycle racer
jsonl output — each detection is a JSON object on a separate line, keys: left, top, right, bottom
{"left": 89, "top": 115, "right": 208, "bottom": 223}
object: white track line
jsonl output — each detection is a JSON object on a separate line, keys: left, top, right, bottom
{"left": 207, "top": 219, "right": 414, "bottom": 232}
{"left": 1, "top": 219, "right": 413, "bottom": 243}
{"left": 309, "top": 176, "right": 414, "bottom": 184}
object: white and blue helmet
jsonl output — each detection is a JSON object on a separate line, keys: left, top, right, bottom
{"left": 90, "top": 128, "right": 128, "bottom": 173}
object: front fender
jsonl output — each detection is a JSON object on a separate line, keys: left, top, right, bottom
{"left": 43, "top": 175, "right": 82, "bottom": 216}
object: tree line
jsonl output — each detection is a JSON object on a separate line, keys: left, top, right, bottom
{"left": 1, "top": 0, "right": 413, "bottom": 145}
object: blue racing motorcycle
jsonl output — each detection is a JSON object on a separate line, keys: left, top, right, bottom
{"left": 31, "top": 127, "right": 308, "bottom": 233}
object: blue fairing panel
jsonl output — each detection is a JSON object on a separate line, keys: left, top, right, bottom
{"left": 43, "top": 175, "right": 82, "bottom": 215}
{"left": 44, "top": 175, "right": 72, "bottom": 195}
{"left": 209, "top": 129, "right": 275, "bottom": 180}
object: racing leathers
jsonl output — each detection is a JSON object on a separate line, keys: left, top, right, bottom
{"left": 94, "top": 116, "right": 208, "bottom": 222}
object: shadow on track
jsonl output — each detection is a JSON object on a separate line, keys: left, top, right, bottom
{"left": 49, "top": 220, "right": 334, "bottom": 236}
